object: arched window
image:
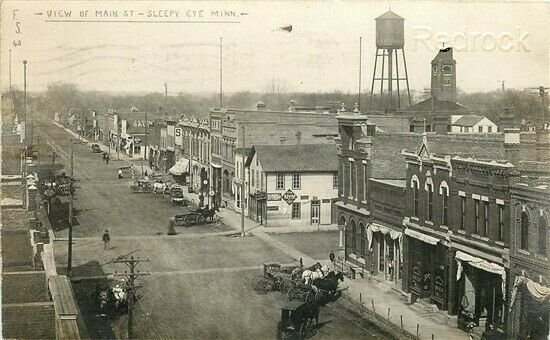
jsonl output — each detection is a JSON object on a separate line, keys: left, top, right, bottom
{"left": 410, "top": 175, "right": 420, "bottom": 218}
{"left": 350, "top": 220, "right": 357, "bottom": 254}
{"left": 538, "top": 216, "right": 547, "bottom": 256}
{"left": 440, "top": 181, "right": 449, "bottom": 226}
{"left": 520, "top": 211, "right": 529, "bottom": 250}
{"left": 359, "top": 223, "right": 366, "bottom": 257}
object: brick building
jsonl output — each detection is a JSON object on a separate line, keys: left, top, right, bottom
{"left": 508, "top": 178, "right": 550, "bottom": 339}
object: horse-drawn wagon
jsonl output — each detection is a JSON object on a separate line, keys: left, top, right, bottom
{"left": 130, "top": 179, "right": 153, "bottom": 193}
{"left": 170, "top": 206, "right": 219, "bottom": 228}
{"left": 276, "top": 301, "right": 319, "bottom": 340}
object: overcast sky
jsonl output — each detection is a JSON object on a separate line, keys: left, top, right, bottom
{"left": 1, "top": 0, "right": 548, "bottom": 94}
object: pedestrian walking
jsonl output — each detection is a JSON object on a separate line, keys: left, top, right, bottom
{"left": 102, "top": 230, "right": 110, "bottom": 250}
{"left": 329, "top": 250, "right": 336, "bottom": 270}
{"left": 105, "top": 155, "right": 110, "bottom": 164}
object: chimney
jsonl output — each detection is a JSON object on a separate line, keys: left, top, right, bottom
{"left": 504, "top": 128, "right": 521, "bottom": 165}
{"left": 295, "top": 131, "right": 302, "bottom": 145}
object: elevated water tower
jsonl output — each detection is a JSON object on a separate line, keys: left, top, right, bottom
{"left": 370, "top": 10, "right": 411, "bottom": 110}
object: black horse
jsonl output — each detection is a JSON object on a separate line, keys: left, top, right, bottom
{"left": 201, "top": 205, "right": 220, "bottom": 222}
{"left": 313, "top": 271, "right": 344, "bottom": 295}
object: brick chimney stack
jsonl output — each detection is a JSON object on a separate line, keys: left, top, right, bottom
{"left": 504, "top": 128, "right": 521, "bottom": 165}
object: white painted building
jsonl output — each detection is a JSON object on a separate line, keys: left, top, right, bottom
{"left": 241, "top": 144, "right": 338, "bottom": 226}
{"left": 450, "top": 115, "right": 498, "bottom": 133}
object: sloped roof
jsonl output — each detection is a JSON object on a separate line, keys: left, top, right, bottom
{"left": 452, "top": 115, "right": 487, "bottom": 127}
{"left": 371, "top": 133, "right": 506, "bottom": 179}
{"left": 254, "top": 144, "right": 338, "bottom": 173}
{"left": 405, "top": 97, "right": 469, "bottom": 114}
{"left": 376, "top": 10, "right": 404, "bottom": 20}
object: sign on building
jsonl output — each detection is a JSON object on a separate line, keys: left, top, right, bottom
{"left": 282, "top": 189, "right": 297, "bottom": 205}
{"left": 267, "top": 193, "right": 282, "bottom": 201}
{"left": 175, "top": 127, "right": 183, "bottom": 146}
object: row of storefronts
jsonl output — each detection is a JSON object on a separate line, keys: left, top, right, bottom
{"left": 334, "top": 109, "right": 550, "bottom": 338}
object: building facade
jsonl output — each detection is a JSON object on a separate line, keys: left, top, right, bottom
{"left": 508, "top": 179, "right": 550, "bottom": 340}
{"left": 245, "top": 144, "right": 338, "bottom": 226}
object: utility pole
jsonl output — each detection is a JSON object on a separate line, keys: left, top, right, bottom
{"left": 240, "top": 124, "right": 246, "bottom": 238}
{"left": 23, "top": 60, "right": 27, "bottom": 151}
{"left": 358, "top": 36, "right": 362, "bottom": 111}
{"left": 117, "top": 113, "right": 120, "bottom": 160}
{"left": 220, "top": 37, "right": 223, "bottom": 108}
{"left": 144, "top": 110, "right": 148, "bottom": 170}
{"left": 114, "top": 255, "right": 151, "bottom": 339}
{"left": 67, "top": 139, "right": 74, "bottom": 276}
{"left": 164, "top": 82, "right": 168, "bottom": 97}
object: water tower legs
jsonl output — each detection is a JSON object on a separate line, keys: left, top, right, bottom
{"left": 370, "top": 48, "right": 411, "bottom": 110}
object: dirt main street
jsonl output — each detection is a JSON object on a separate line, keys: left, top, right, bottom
{"left": 39, "top": 119, "right": 391, "bottom": 339}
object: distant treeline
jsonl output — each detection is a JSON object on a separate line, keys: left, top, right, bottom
{"left": 3, "top": 82, "right": 544, "bottom": 122}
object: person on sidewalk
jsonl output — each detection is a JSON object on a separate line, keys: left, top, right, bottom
{"left": 102, "top": 230, "right": 110, "bottom": 250}
{"left": 105, "top": 154, "right": 110, "bottom": 164}
{"left": 329, "top": 250, "right": 336, "bottom": 271}
{"left": 118, "top": 169, "right": 123, "bottom": 179}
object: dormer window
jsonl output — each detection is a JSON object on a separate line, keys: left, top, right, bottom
{"left": 432, "top": 65, "right": 438, "bottom": 74}
{"left": 442, "top": 65, "right": 452, "bottom": 74}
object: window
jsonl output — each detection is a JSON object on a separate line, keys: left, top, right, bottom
{"left": 478, "top": 126, "right": 483, "bottom": 133}
{"left": 260, "top": 172, "right": 264, "bottom": 189}
{"left": 363, "top": 163, "right": 367, "bottom": 202}
{"left": 488, "top": 126, "right": 492, "bottom": 133}
{"left": 292, "top": 173, "right": 301, "bottom": 190}
{"left": 256, "top": 170, "right": 259, "bottom": 189}
{"left": 441, "top": 187, "right": 448, "bottom": 226}
{"left": 538, "top": 216, "right": 547, "bottom": 255}
{"left": 251, "top": 169, "right": 255, "bottom": 187}
{"left": 475, "top": 200, "right": 480, "bottom": 234}
{"left": 349, "top": 161, "right": 354, "bottom": 198}
{"left": 498, "top": 205, "right": 505, "bottom": 241}
{"left": 413, "top": 181, "right": 419, "bottom": 218}
{"left": 350, "top": 221, "right": 357, "bottom": 254}
{"left": 442, "top": 65, "right": 452, "bottom": 74}
{"left": 432, "top": 65, "right": 438, "bottom": 74}
{"left": 461, "top": 197, "right": 466, "bottom": 229}
{"left": 360, "top": 224, "right": 366, "bottom": 257}
{"left": 333, "top": 173, "right": 338, "bottom": 189}
{"left": 520, "top": 211, "right": 529, "bottom": 250}
{"left": 483, "top": 201, "right": 489, "bottom": 237}
{"left": 427, "top": 183, "right": 433, "bottom": 222}
{"left": 291, "top": 202, "right": 301, "bottom": 219}
{"left": 276, "top": 173, "right": 284, "bottom": 190}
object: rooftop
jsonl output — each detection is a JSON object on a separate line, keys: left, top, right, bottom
{"left": 376, "top": 10, "right": 404, "bottom": 20}
{"left": 452, "top": 115, "right": 487, "bottom": 127}
{"left": 405, "top": 97, "right": 469, "bottom": 114}
{"left": 254, "top": 144, "right": 338, "bottom": 173}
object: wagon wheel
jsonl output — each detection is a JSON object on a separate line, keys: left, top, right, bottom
{"left": 196, "top": 214, "right": 205, "bottom": 225}
{"left": 299, "top": 319, "right": 311, "bottom": 339}
{"left": 286, "top": 288, "right": 294, "bottom": 301}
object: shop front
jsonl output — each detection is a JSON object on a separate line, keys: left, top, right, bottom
{"left": 405, "top": 228, "right": 448, "bottom": 309}
{"left": 248, "top": 191, "right": 267, "bottom": 225}
{"left": 455, "top": 251, "right": 506, "bottom": 334}
{"left": 510, "top": 276, "right": 550, "bottom": 340}
{"left": 367, "top": 223, "right": 403, "bottom": 284}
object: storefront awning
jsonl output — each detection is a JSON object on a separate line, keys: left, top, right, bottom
{"left": 404, "top": 228, "right": 439, "bottom": 245}
{"left": 169, "top": 158, "right": 190, "bottom": 176}
{"left": 367, "top": 223, "right": 403, "bottom": 262}
{"left": 455, "top": 250, "right": 506, "bottom": 297}
{"left": 510, "top": 276, "right": 550, "bottom": 310}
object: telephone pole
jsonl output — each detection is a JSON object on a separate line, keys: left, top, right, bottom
{"left": 114, "top": 255, "right": 151, "bottom": 339}
{"left": 240, "top": 124, "right": 246, "bottom": 238}
{"left": 67, "top": 139, "right": 74, "bottom": 276}
{"left": 220, "top": 37, "right": 223, "bottom": 108}
{"left": 358, "top": 36, "right": 362, "bottom": 111}
{"left": 144, "top": 110, "right": 149, "bottom": 170}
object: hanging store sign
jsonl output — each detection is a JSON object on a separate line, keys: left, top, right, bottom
{"left": 282, "top": 189, "right": 297, "bottom": 205}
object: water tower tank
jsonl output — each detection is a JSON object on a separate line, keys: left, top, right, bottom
{"left": 375, "top": 10, "right": 405, "bottom": 49}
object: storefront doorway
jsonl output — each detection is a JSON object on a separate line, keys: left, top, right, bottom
{"left": 409, "top": 238, "right": 448, "bottom": 309}
{"left": 372, "top": 231, "right": 402, "bottom": 284}
{"left": 311, "top": 200, "right": 320, "bottom": 225}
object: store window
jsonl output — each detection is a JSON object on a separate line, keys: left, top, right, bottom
{"left": 276, "top": 173, "right": 284, "bottom": 190}
{"left": 350, "top": 220, "right": 356, "bottom": 254}
{"left": 291, "top": 202, "right": 301, "bottom": 219}
{"left": 360, "top": 223, "right": 365, "bottom": 258}
{"left": 292, "top": 173, "right": 301, "bottom": 190}
{"left": 520, "top": 211, "right": 529, "bottom": 250}
{"left": 538, "top": 216, "right": 547, "bottom": 255}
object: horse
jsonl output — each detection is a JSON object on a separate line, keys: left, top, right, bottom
{"left": 302, "top": 267, "right": 329, "bottom": 285}
{"left": 293, "top": 302, "right": 321, "bottom": 328}
{"left": 201, "top": 205, "right": 219, "bottom": 222}
{"left": 313, "top": 271, "right": 345, "bottom": 295}
{"left": 291, "top": 262, "right": 323, "bottom": 281}
{"left": 153, "top": 182, "right": 166, "bottom": 194}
